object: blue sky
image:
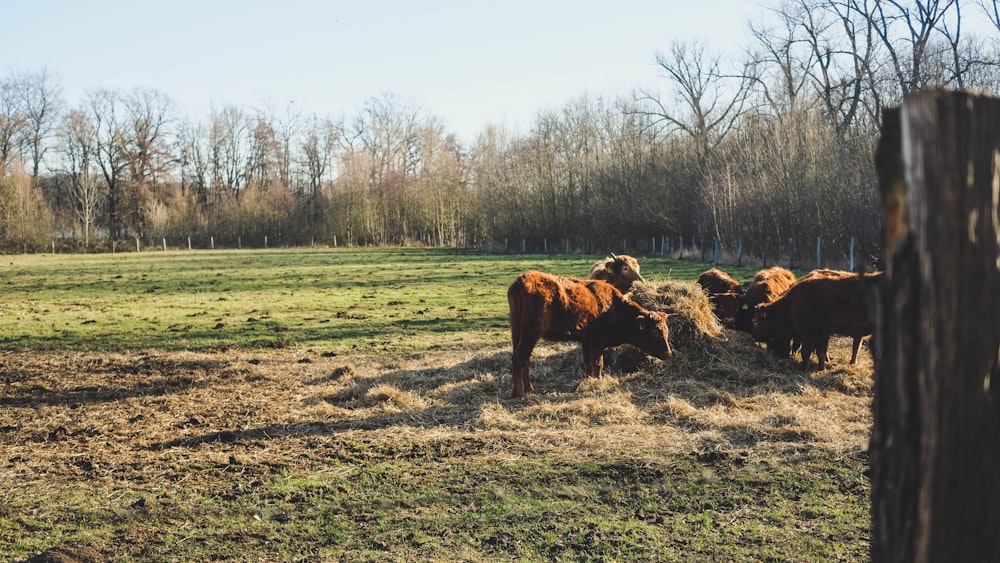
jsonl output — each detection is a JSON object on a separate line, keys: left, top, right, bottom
{"left": 8, "top": 0, "right": 759, "bottom": 143}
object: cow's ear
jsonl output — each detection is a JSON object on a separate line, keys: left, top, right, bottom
{"left": 605, "top": 265, "right": 614, "bottom": 275}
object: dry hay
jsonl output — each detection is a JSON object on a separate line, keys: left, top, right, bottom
{"left": 630, "top": 279, "right": 723, "bottom": 342}
{"left": 615, "top": 280, "right": 776, "bottom": 380}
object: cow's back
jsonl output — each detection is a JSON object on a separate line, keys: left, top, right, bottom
{"left": 697, "top": 268, "right": 742, "bottom": 296}
{"left": 509, "top": 270, "right": 617, "bottom": 341}
{"left": 738, "top": 266, "right": 797, "bottom": 331}
{"left": 808, "top": 273, "right": 879, "bottom": 336}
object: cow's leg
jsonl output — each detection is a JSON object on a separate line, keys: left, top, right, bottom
{"left": 798, "top": 334, "right": 816, "bottom": 369}
{"left": 849, "top": 336, "right": 862, "bottom": 364}
{"left": 581, "top": 342, "right": 605, "bottom": 378}
{"left": 511, "top": 332, "right": 539, "bottom": 398}
{"left": 816, "top": 335, "right": 831, "bottom": 370}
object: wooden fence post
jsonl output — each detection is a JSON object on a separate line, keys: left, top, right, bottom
{"left": 871, "top": 90, "right": 1000, "bottom": 562}
{"left": 849, "top": 237, "right": 855, "bottom": 272}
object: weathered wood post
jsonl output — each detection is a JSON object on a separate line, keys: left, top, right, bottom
{"left": 871, "top": 89, "right": 1000, "bottom": 562}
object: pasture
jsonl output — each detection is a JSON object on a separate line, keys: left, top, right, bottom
{"left": 0, "top": 248, "right": 872, "bottom": 562}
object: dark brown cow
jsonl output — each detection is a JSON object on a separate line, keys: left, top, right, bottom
{"left": 588, "top": 254, "right": 645, "bottom": 293}
{"left": 697, "top": 268, "right": 744, "bottom": 328}
{"left": 507, "top": 270, "right": 672, "bottom": 398}
{"left": 736, "top": 267, "right": 798, "bottom": 357}
{"left": 751, "top": 272, "right": 881, "bottom": 369}
{"left": 708, "top": 291, "right": 742, "bottom": 328}
{"left": 697, "top": 267, "right": 742, "bottom": 296}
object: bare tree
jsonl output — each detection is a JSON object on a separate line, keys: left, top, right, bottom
{"left": 56, "top": 109, "right": 103, "bottom": 243}
{"left": 637, "top": 40, "right": 752, "bottom": 160}
{"left": 805, "top": 0, "right": 881, "bottom": 132}
{"left": 867, "top": 0, "right": 959, "bottom": 93}
{"left": 747, "top": 2, "right": 818, "bottom": 116}
{"left": 0, "top": 73, "right": 27, "bottom": 173}
{"left": 210, "top": 105, "right": 252, "bottom": 198}
{"left": 177, "top": 119, "right": 210, "bottom": 204}
{"left": 123, "top": 88, "right": 174, "bottom": 238}
{"left": 124, "top": 88, "right": 173, "bottom": 188}
{"left": 352, "top": 93, "right": 423, "bottom": 243}
{"left": 86, "top": 89, "right": 132, "bottom": 240}
{"left": 980, "top": 0, "right": 1000, "bottom": 30}
{"left": 299, "top": 114, "right": 342, "bottom": 202}
{"left": 12, "top": 68, "right": 63, "bottom": 182}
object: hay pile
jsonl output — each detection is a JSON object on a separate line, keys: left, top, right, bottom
{"left": 630, "top": 280, "right": 723, "bottom": 342}
{"left": 612, "top": 280, "right": 776, "bottom": 379}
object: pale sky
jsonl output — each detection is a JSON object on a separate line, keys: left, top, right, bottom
{"left": 7, "top": 0, "right": 761, "bottom": 143}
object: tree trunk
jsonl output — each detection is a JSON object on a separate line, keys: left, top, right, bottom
{"left": 871, "top": 89, "right": 1000, "bottom": 562}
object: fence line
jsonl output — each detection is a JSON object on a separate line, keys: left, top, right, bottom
{"left": 37, "top": 233, "right": 878, "bottom": 272}
{"left": 484, "top": 235, "right": 874, "bottom": 272}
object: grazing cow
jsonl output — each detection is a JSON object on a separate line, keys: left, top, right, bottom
{"left": 736, "top": 267, "right": 798, "bottom": 357}
{"left": 752, "top": 272, "right": 881, "bottom": 369}
{"left": 697, "top": 267, "right": 743, "bottom": 296}
{"left": 697, "top": 268, "right": 744, "bottom": 328}
{"left": 507, "top": 270, "right": 673, "bottom": 398}
{"left": 588, "top": 254, "right": 645, "bottom": 293}
{"left": 708, "top": 291, "right": 743, "bottom": 329}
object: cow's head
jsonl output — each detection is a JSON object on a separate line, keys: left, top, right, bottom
{"left": 709, "top": 292, "right": 741, "bottom": 329}
{"left": 606, "top": 254, "right": 645, "bottom": 293}
{"left": 733, "top": 295, "right": 754, "bottom": 332}
{"left": 632, "top": 310, "right": 673, "bottom": 359}
{"left": 750, "top": 302, "right": 785, "bottom": 342}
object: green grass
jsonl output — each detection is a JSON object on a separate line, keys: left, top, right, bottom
{"left": 1, "top": 441, "right": 869, "bottom": 562}
{"left": 0, "top": 247, "right": 765, "bottom": 354}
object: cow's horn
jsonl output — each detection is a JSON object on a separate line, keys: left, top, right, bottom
{"left": 610, "top": 252, "right": 618, "bottom": 259}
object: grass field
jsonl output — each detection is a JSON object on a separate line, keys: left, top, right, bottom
{"left": 0, "top": 248, "right": 872, "bottom": 562}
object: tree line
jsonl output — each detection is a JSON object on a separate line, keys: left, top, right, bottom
{"left": 1, "top": 0, "right": 998, "bottom": 263}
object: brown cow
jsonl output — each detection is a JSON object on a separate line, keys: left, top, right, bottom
{"left": 708, "top": 291, "right": 742, "bottom": 329}
{"left": 751, "top": 272, "right": 881, "bottom": 369}
{"left": 507, "top": 270, "right": 672, "bottom": 398}
{"left": 736, "top": 267, "right": 798, "bottom": 357}
{"left": 588, "top": 254, "right": 645, "bottom": 293}
{"left": 697, "top": 268, "right": 744, "bottom": 328}
{"left": 697, "top": 267, "right": 742, "bottom": 296}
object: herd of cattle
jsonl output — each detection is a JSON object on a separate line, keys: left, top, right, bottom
{"left": 506, "top": 254, "right": 880, "bottom": 398}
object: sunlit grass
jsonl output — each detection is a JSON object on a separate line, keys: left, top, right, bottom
{"left": 0, "top": 247, "right": 766, "bottom": 354}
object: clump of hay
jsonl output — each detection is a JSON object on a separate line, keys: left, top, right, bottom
{"left": 365, "top": 384, "right": 428, "bottom": 412}
{"left": 616, "top": 280, "right": 778, "bottom": 382}
{"left": 629, "top": 279, "right": 723, "bottom": 350}
{"left": 521, "top": 394, "right": 646, "bottom": 426}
